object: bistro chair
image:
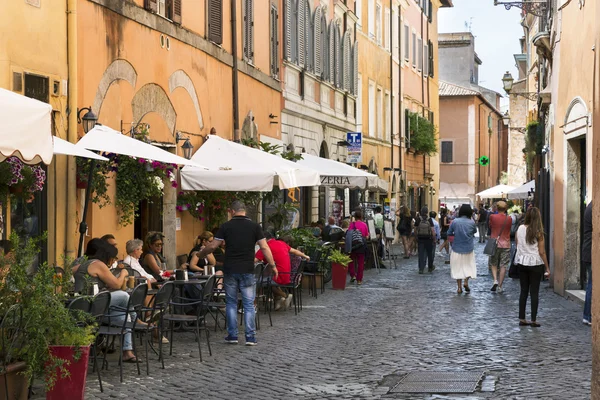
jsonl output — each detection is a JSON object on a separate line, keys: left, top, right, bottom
{"left": 89, "top": 291, "right": 111, "bottom": 393}
{"left": 137, "top": 281, "right": 175, "bottom": 372}
{"left": 271, "top": 260, "right": 305, "bottom": 315}
{"left": 206, "top": 275, "right": 226, "bottom": 332}
{"left": 163, "top": 275, "right": 216, "bottom": 361}
{"left": 97, "top": 284, "right": 148, "bottom": 383}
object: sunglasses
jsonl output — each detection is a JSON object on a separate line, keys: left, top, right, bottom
{"left": 153, "top": 242, "right": 163, "bottom": 246}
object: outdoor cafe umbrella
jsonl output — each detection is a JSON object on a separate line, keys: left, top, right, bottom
{"left": 53, "top": 136, "right": 108, "bottom": 161}
{"left": 0, "top": 88, "right": 54, "bottom": 165}
{"left": 74, "top": 125, "right": 209, "bottom": 256}
{"left": 476, "top": 184, "right": 516, "bottom": 199}
{"left": 507, "top": 180, "right": 535, "bottom": 200}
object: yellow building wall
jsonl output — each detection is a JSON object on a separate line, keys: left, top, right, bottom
{"left": 0, "top": 0, "right": 69, "bottom": 264}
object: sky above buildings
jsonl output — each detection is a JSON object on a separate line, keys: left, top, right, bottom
{"left": 438, "top": 0, "right": 523, "bottom": 108}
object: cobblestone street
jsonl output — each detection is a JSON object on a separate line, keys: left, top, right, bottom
{"left": 73, "top": 241, "right": 591, "bottom": 399}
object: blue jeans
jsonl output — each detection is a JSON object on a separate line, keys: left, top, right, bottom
{"left": 224, "top": 273, "right": 256, "bottom": 338}
{"left": 103, "top": 290, "right": 135, "bottom": 351}
{"left": 584, "top": 262, "right": 592, "bottom": 322}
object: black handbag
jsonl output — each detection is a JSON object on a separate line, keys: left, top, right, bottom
{"left": 508, "top": 242, "right": 519, "bottom": 279}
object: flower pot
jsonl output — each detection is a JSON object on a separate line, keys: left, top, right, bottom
{"left": 331, "top": 262, "right": 348, "bottom": 290}
{"left": 45, "top": 345, "right": 90, "bottom": 400}
{"left": 0, "top": 361, "right": 28, "bottom": 400}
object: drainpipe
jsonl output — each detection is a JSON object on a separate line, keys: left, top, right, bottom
{"left": 389, "top": 3, "right": 394, "bottom": 180}
{"left": 397, "top": 4, "right": 402, "bottom": 194}
{"left": 231, "top": 0, "right": 240, "bottom": 142}
{"left": 66, "top": 0, "right": 78, "bottom": 259}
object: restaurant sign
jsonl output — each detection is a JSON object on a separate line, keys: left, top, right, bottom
{"left": 321, "top": 176, "right": 351, "bottom": 185}
{"left": 346, "top": 132, "right": 362, "bottom": 163}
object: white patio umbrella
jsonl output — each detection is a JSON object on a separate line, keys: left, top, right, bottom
{"left": 507, "top": 180, "right": 535, "bottom": 199}
{"left": 53, "top": 137, "right": 108, "bottom": 161}
{"left": 476, "top": 184, "right": 516, "bottom": 199}
{"left": 0, "top": 88, "right": 53, "bottom": 165}
{"left": 181, "top": 135, "right": 320, "bottom": 191}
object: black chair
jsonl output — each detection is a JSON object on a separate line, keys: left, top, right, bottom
{"left": 89, "top": 292, "right": 111, "bottom": 392}
{"left": 271, "top": 260, "right": 305, "bottom": 315}
{"left": 206, "top": 275, "right": 226, "bottom": 332}
{"left": 137, "top": 281, "right": 175, "bottom": 372}
{"left": 163, "top": 275, "right": 215, "bottom": 361}
{"left": 256, "top": 263, "right": 273, "bottom": 328}
{"left": 97, "top": 284, "right": 148, "bottom": 383}
{"left": 304, "top": 248, "right": 324, "bottom": 298}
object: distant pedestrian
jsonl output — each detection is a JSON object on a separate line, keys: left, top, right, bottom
{"left": 515, "top": 207, "right": 550, "bottom": 327}
{"left": 396, "top": 205, "right": 413, "bottom": 259}
{"left": 477, "top": 204, "right": 488, "bottom": 243}
{"left": 415, "top": 206, "right": 436, "bottom": 274}
{"left": 487, "top": 201, "right": 512, "bottom": 293}
{"left": 197, "top": 200, "right": 277, "bottom": 346}
{"left": 447, "top": 204, "right": 478, "bottom": 294}
{"left": 582, "top": 201, "right": 592, "bottom": 326}
{"left": 348, "top": 210, "right": 369, "bottom": 285}
{"left": 438, "top": 208, "right": 451, "bottom": 263}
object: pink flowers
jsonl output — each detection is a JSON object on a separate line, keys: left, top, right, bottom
{"left": 2, "top": 157, "right": 45, "bottom": 193}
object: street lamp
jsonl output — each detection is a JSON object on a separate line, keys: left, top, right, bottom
{"left": 176, "top": 132, "right": 194, "bottom": 160}
{"left": 501, "top": 71, "right": 539, "bottom": 101}
{"left": 77, "top": 107, "right": 98, "bottom": 133}
{"left": 493, "top": 0, "right": 548, "bottom": 17}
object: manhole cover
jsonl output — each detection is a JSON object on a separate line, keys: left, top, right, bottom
{"left": 389, "top": 371, "right": 484, "bottom": 394}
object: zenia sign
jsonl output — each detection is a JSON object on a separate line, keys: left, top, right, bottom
{"left": 321, "top": 176, "right": 351, "bottom": 185}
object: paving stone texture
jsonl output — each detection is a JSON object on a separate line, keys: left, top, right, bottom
{"left": 37, "top": 241, "right": 592, "bottom": 399}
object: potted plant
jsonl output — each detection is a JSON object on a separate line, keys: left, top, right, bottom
{"left": 176, "top": 191, "right": 205, "bottom": 220}
{"left": 327, "top": 249, "right": 353, "bottom": 290}
{"left": 0, "top": 233, "right": 95, "bottom": 399}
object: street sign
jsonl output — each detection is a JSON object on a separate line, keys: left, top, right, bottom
{"left": 478, "top": 156, "right": 490, "bottom": 166}
{"left": 347, "top": 132, "right": 362, "bottom": 163}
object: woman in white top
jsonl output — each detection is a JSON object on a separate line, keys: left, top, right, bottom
{"left": 515, "top": 207, "right": 550, "bottom": 327}
{"left": 123, "top": 239, "right": 157, "bottom": 284}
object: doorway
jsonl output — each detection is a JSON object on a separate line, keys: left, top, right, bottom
{"left": 134, "top": 197, "right": 163, "bottom": 244}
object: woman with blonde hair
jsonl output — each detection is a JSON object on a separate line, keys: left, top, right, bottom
{"left": 515, "top": 207, "right": 550, "bottom": 327}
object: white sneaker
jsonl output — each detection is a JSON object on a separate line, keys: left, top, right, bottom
{"left": 583, "top": 319, "right": 592, "bottom": 326}
{"left": 274, "top": 298, "right": 284, "bottom": 311}
{"left": 284, "top": 294, "right": 293, "bottom": 310}
{"left": 497, "top": 286, "right": 503, "bottom": 294}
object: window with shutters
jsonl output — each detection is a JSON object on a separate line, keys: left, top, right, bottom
{"left": 342, "top": 32, "right": 351, "bottom": 92}
{"left": 441, "top": 141, "right": 453, "bottom": 163}
{"left": 385, "top": 91, "right": 391, "bottom": 141}
{"left": 328, "top": 22, "right": 335, "bottom": 84}
{"left": 375, "top": 3, "right": 382, "bottom": 45}
{"left": 377, "top": 87, "right": 383, "bottom": 139}
{"left": 243, "top": 0, "right": 254, "bottom": 63}
{"left": 314, "top": 7, "right": 322, "bottom": 76}
{"left": 322, "top": 15, "right": 329, "bottom": 80}
{"left": 207, "top": 0, "right": 223, "bottom": 45}
{"left": 384, "top": 8, "right": 390, "bottom": 51}
{"left": 423, "top": 44, "right": 428, "bottom": 76}
{"left": 270, "top": 5, "right": 279, "bottom": 77}
{"left": 412, "top": 32, "right": 417, "bottom": 67}
{"left": 404, "top": 24, "right": 410, "bottom": 61}
{"left": 356, "top": 74, "right": 363, "bottom": 128}
{"left": 352, "top": 41, "right": 358, "bottom": 95}
{"left": 404, "top": 108, "right": 411, "bottom": 147}
{"left": 284, "top": 0, "right": 296, "bottom": 62}
{"left": 417, "top": 37, "right": 423, "bottom": 71}
{"left": 368, "top": 81, "right": 375, "bottom": 137}
{"left": 147, "top": 0, "right": 180, "bottom": 22}
{"left": 305, "top": 2, "right": 313, "bottom": 72}
{"left": 334, "top": 26, "right": 341, "bottom": 88}
{"left": 392, "top": 8, "right": 398, "bottom": 59}
{"left": 428, "top": 39, "right": 434, "bottom": 77}
{"left": 368, "top": 0, "right": 375, "bottom": 38}
{"left": 356, "top": 0, "right": 362, "bottom": 26}
{"left": 428, "top": 0, "right": 433, "bottom": 22}
{"left": 297, "top": 0, "right": 306, "bottom": 67}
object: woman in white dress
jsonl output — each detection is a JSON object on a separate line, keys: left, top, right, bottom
{"left": 447, "top": 204, "right": 478, "bottom": 294}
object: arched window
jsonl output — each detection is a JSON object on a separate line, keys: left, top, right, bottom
{"left": 284, "top": 0, "right": 298, "bottom": 63}
{"left": 321, "top": 14, "right": 329, "bottom": 81}
{"left": 297, "top": 0, "right": 306, "bottom": 67}
{"left": 334, "top": 25, "right": 341, "bottom": 88}
{"left": 328, "top": 22, "right": 336, "bottom": 84}
{"left": 305, "top": 2, "right": 313, "bottom": 72}
{"left": 313, "top": 7, "right": 322, "bottom": 76}
{"left": 342, "top": 31, "right": 352, "bottom": 92}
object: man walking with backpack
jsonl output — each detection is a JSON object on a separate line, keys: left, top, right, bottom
{"left": 415, "top": 206, "right": 436, "bottom": 274}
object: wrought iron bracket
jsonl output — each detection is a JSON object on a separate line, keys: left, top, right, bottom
{"left": 510, "top": 91, "right": 539, "bottom": 101}
{"left": 493, "top": 0, "right": 548, "bottom": 17}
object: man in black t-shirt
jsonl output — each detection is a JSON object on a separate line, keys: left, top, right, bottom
{"left": 198, "top": 200, "right": 276, "bottom": 346}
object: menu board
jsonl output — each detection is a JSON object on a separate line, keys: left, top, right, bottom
{"left": 367, "top": 219, "right": 377, "bottom": 240}
{"left": 384, "top": 220, "right": 395, "bottom": 240}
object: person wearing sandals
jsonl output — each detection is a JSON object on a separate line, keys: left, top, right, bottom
{"left": 515, "top": 207, "right": 550, "bottom": 327}
{"left": 446, "top": 204, "right": 478, "bottom": 294}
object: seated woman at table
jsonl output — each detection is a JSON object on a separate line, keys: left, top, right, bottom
{"left": 141, "top": 232, "right": 166, "bottom": 282}
{"left": 72, "top": 238, "right": 138, "bottom": 363}
{"left": 186, "top": 232, "right": 217, "bottom": 274}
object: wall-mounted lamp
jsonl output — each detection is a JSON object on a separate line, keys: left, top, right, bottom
{"left": 337, "top": 140, "right": 351, "bottom": 147}
{"left": 502, "top": 71, "right": 538, "bottom": 101}
{"left": 176, "top": 131, "right": 194, "bottom": 160}
{"left": 77, "top": 106, "right": 98, "bottom": 133}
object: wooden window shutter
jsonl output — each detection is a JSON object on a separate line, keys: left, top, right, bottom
{"left": 207, "top": 0, "right": 223, "bottom": 44}
{"left": 145, "top": 0, "right": 158, "bottom": 13}
{"left": 297, "top": 0, "right": 306, "bottom": 67}
{"left": 352, "top": 41, "right": 358, "bottom": 95}
{"left": 328, "top": 23, "right": 335, "bottom": 83}
{"left": 173, "top": 0, "right": 182, "bottom": 24}
{"left": 270, "top": 5, "right": 279, "bottom": 76}
{"left": 306, "top": 5, "right": 313, "bottom": 72}
{"left": 404, "top": 109, "right": 410, "bottom": 147}
{"left": 428, "top": 40, "right": 434, "bottom": 78}
{"left": 342, "top": 32, "right": 351, "bottom": 91}
{"left": 248, "top": 0, "right": 254, "bottom": 60}
{"left": 313, "top": 7, "right": 322, "bottom": 76}
{"left": 335, "top": 28, "right": 341, "bottom": 88}
{"left": 284, "top": 0, "right": 292, "bottom": 60}
{"left": 428, "top": 0, "right": 433, "bottom": 22}
{"left": 321, "top": 16, "right": 328, "bottom": 80}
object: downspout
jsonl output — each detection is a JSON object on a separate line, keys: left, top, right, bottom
{"left": 398, "top": 4, "right": 403, "bottom": 190}
{"left": 231, "top": 0, "right": 240, "bottom": 142}
{"left": 66, "top": 0, "right": 78, "bottom": 259}
{"left": 426, "top": 8, "right": 431, "bottom": 206}
{"left": 390, "top": 3, "right": 394, "bottom": 178}
{"left": 478, "top": 102, "right": 484, "bottom": 194}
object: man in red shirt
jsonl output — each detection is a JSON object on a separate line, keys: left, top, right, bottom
{"left": 487, "top": 201, "right": 513, "bottom": 293}
{"left": 255, "top": 232, "right": 310, "bottom": 311}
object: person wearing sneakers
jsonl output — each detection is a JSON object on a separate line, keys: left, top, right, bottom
{"left": 255, "top": 232, "right": 310, "bottom": 311}
{"left": 487, "top": 201, "right": 512, "bottom": 293}
{"left": 197, "top": 200, "right": 276, "bottom": 346}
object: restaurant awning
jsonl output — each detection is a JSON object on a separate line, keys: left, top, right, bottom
{"left": 507, "top": 180, "right": 535, "bottom": 199}
{"left": 476, "top": 184, "right": 516, "bottom": 199}
{"left": 296, "top": 153, "right": 388, "bottom": 191}
{"left": 181, "top": 135, "right": 320, "bottom": 191}
{"left": 75, "top": 125, "right": 208, "bottom": 168}
{"left": 53, "top": 137, "right": 108, "bottom": 161}
{"left": 0, "top": 88, "right": 54, "bottom": 165}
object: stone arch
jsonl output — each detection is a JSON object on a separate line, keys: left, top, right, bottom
{"left": 93, "top": 59, "right": 137, "bottom": 115}
{"left": 168, "top": 70, "right": 204, "bottom": 130}
{"left": 368, "top": 157, "right": 378, "bottom": 174}
{"left": 319, "top": 140, "right": 329, "bottom": 158}
{"left": 131, "top": 83, "right": 177, "bottom": 136}
{"left": 564, "top": 96, "right": 589, "bottom": 137}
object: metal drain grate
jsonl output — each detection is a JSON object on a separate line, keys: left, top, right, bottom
{"left": 389, "top": 371, "right": 484, "bottom": 394}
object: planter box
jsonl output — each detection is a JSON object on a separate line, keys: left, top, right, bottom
{"left": 45, "top": 346, "right": 90, "bottom": 400}
{"left": 331, "top": 263, "right": 348, "bottom": 290}
{"left": 0, "top": 361, "right": 28, "bottom": 400}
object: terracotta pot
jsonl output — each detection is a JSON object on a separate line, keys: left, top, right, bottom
{"left": 331, "top": 263, "right": 348, "bottom": 290}
{"left": 0, "top": 361, "right": 28, "bottom": 400}
{"left": 45, "top": 345, "right": 90, "bottom": 400}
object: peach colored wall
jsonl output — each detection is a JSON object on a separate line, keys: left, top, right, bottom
{"left": 78, "top": 0, "right": 281, "bottom": 257}
{"left": 402, "top": 0, "right": 430, "bottom": 106}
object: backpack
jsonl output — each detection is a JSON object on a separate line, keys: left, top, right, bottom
{"left": 417, "top": 218, "right": 433, "bottom": 239}
{"left": 345, "top": 223, "right": 365, "bottom": 253}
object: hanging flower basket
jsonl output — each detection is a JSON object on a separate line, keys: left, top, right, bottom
{"left": 0, "top": 157, "right": 45, "bottom": 200}
{"left": 8, "top": 185, "right": 23, "bottom": 194}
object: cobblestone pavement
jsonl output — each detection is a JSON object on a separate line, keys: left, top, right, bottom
{"left": 41, "top": 241, "right": 591, "bottom": 399}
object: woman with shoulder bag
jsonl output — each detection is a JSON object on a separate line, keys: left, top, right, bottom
{"left": 515, "top": 207, "right": 550, "bottom": 327}
{"left": 348, "top": 210, "right": 369, "bottom": 285}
